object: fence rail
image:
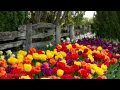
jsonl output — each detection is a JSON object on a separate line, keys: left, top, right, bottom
{"left": 0, "top": 23, "right": 91, "bottom": 51}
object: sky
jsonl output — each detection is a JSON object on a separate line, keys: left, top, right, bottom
{"left": 84, "top": 11, "right": 96, "bottom": 18}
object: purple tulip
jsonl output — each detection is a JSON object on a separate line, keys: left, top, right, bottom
{"left": 66, "top": 58, "right": 73, "bottom": 65}
{"left": 67, "top": 52, "right": 72, "bottom": 56}
{"left": 58, "top": 58, "right": 62, "bottom": 61}
{"left": 6, "top": 67, "right": 13, "bottom": 73}
{"left": 84, "top": 58, "right": 91, "bottom": 63}
{"left": 45, "top": 68, "right": 54, "bottom": 76}
{"left": 78, "top": 51, "right": 82, "bottom": 55}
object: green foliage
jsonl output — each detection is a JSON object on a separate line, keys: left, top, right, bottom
{"left": 0, "top": 11, "right": 28, "bottom": 32}
{"left": 64, "top": 11, "right": 85, "bottom": 26}
{"left": 92, "top": 11, "right": 120, "bottom": 41}
{"left": 81, "top": 17, "right": 93, "bottom": 26}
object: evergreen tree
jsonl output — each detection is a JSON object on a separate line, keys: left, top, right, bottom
{"left": 0, "top": 11, "right": 28, "bottom": 32}
{"left": 92, "top": 11, "right": 120, "bottom": 41}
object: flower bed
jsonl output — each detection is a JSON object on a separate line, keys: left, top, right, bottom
{"left": 0, "top": 38, "right": 120, "bottom": 79}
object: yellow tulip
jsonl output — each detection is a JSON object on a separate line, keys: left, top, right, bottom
{"left": 18, "top": 50, "right": 27, "bottom": 56}
{"left": 60, "top": 59, "right": 66, "bottom": 64}
{"left": 95, "top": 68, "right": 104, "bottom": 75}
{"left": 36, "top": 62, "right": 42, "bottom": 67}
{"left": 17, "top": 54, "right": 24, "bottom": 59}
{"left": 57, "top": 69, "right": 64, "bottom": 77}
{"left": 87, "top": 50, "right": 92, "bottom": 55}
{"left": 101, "top": 64, "right": 107, "bottom": 70}
{"left": 60, "top": 51, "right": 66, "bottom": 57}
{"left": 20, "top": 75, "right": 31, "bottom": 79}
{"left": 66, "top": 44, "right": 72, "bottom": 50}
{"left": 23, "top": 64, "right": 32, "bottom": 72}
{"left": 39, "top": 54, "right": 47, "bottom": 61}
{"left": 8, "top": 57, "right": 17, "bottom": 64}
{"left": 33, "top": 53, "right": 39, "bottom": 60}
{"left": 88, "top": 54, "right": 94, "bottom": 61}
{"left": 27, "top": 55, "right": 33, "bottom": 61}
{"left": 74, "top": 61, "right": 81, "bottom": 66}
{"left": 46, "top": 51, "right": 54, "bottom": 59}
{"left": 97, "top": 46, "right": 103, "bottom": 51}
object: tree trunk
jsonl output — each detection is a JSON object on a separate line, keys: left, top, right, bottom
{"left": 52, "top": 11, "right": 58, "bottom": 23}
{"left": 54, "top": 11, "right": 62, "bottom": 25}
{"left": 41, "top": 11, "right": 48, "bottom": 22}
{"left": 34, "top": 11, "right": 42, "bottom": 23}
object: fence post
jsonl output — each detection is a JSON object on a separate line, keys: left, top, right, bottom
{"left": 69, "top": 25, "right": 75, "bottom": 42}
{"left": 25, "top": 23, "right": 32, "bottom": 51}
{"left": 55, "top": 25, "right": 61, "bottom": 44}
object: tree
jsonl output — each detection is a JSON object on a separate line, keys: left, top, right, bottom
{"left": 29, "top": 11, "right": 85, "bottom": 26}
{"left": 0, "top": 11, "right": 28, "bottom": 32}
{"left": 81, "top": 17, "right": 93, "bottom": 26}
{"left": 92, "top": 11, "right": 120, "bottom": 41}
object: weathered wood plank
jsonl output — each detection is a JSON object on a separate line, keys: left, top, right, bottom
{"left": 48, "top": 29, "right": 55, "bottom": 33}
{"left": 0, "top": 31, "right": 18, "bottom": 41}
{"left": 61, "top": 33, "right": 69, "bottom": 37}
{"left": 32, "top": 29, "right": 55, "bottom": 35}
{"left": 18, "top": 31, "right": 26, "bottom": 36}
{"left": 0, "top": 30, "right": 26, "bottom": 41}
{"left": 0, "top": 40, "right": 24, "bottom": 50}
{"left": 32, "top": 32, "right": 54, "bottom": 39}
{"left": 32, "top": 22, "right": 55, "bottom": 30}
{"left": 32, "top": 39, "right": 54, "bottom": 48}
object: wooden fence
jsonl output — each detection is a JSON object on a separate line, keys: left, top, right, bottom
{"left": 0, "top": 22, "right": 91, "bottom": 51}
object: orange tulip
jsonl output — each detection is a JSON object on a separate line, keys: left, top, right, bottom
{"left": 49, "top": 58, "right": 57, "bottom": 65}
{"left": 92, "top": 46, "right": 97, "bottom": 50}
{"left": 0, "top": 67, "right": 6, "bottom": 77}
{"left": 24, "top": 57, "right": 32, "bottom": 64}
{"left": 86, "top": 74, "right": 92, "bottom": 79}
{"left": 32, "top": 66, "right": 41, "bottom": 74}
{"left": 74, "top": 76, "right": 80, "bottom": 79}
{"left": 12, "top": 64, "right": 18, "bottom": 68}
{"left": 97, "top": 75, "right": 107, "bottom": 79}
{"left": 83, "top": 63, "right": 91, "bottom": 70}
{"left": 0, "top": 59, "right": 6, "bottom": 65}
{"left": 48, "top": 76, "right": 60, "bottom": 79}
{"left": 70, "top": 48, "right": 75, "bottom": 53}
{"left": 56, "top": 45, "right": 62, "bottom": 50}
{"left": 2, "top": 63, "right": 8, "bottom": 68}
{"left": 17, "top": 63, "right": 24, "bottom": 71}
{"left": 0, "top": 70, "right": 6, "bottom": 77}
{"left": 101, "top": 50, "right": 107, "bottom": 55}
{"left": 28, "top": 48, "right": 37, "bottom": 55}
{"left": 81, "top": 61, "right": 86, "bottom": 67}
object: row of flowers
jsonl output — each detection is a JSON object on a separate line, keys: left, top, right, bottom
{"left": 0, "top": 40, "right": 120, "bottom": 79}
{"left": 61, "top": 32, "right": 96, "bottom": 44}
{"left": 77, "top": 38, "right": 120, "bottom": 54}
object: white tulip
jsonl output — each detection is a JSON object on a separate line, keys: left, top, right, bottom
{"left": 46, "top": 45, "right": 49, "bottom": 48}
{"left": 10, "top": 54, "right": 15, "bottom": 58}
{"left": 49, "top": 43, "right": 53, "bottom": 47}
{"left": 0, "top": 55, "right": 5, "bottom": 59}
{"left": 6, "top": 50, "right": 12, "bottom": 55}
{"left": 63, "top": 40, "right": 66, "bottom": 42}
{"left": 0, "top": 51, "right": 3, "bottom": 55}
